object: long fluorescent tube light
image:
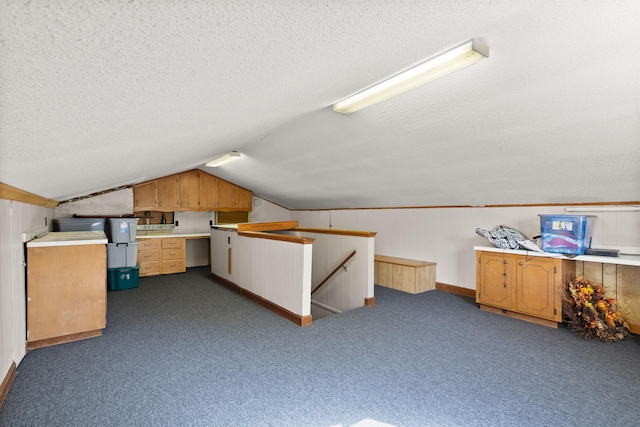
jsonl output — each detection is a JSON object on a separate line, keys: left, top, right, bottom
{"left": 205, "top": 151, "right": 241, "bottom": 167}
{"left": 333, "top": 39, "right": 489, "bottom": 114}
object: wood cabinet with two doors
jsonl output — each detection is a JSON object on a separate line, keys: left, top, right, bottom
{"left": 476, "top": 249, "right": 575, "bottom": 328}
{"left": 133, "top": 170, "right": 252, "bottom": 212}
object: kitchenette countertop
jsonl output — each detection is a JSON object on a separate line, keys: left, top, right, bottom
{"left": 27, "top": 231, "right": 108, "bottom": 247}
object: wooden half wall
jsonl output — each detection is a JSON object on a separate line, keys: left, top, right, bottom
{"left": 210, "top": 227, "right": 314, "bottom": 324}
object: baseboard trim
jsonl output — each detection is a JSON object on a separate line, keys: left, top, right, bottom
{"left": 1, "top": 362, "right": 16, "bottom": 408}
{"left": 27, "top": 329, "right": 103, "bottom": 350}
{"left": 364, "top": 296, "right": 376, "bottom": 306}
{"left": 211, "top": 273, "right": 312, "bottom": 326}
{"left": 479, "top": 304, "right": 560, "bottom": 328}
{"left": 628, "top": 322, "right": 640, "bottom": 335}
{"left": 435, "top": 282, "right": 476, "bottom": 299}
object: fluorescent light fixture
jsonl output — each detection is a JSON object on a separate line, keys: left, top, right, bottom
{"left": 333, "top": 39, "right": 489, "bottom": 114}
{"left": 205, "top": 151, "right": 241, "bottom": 167}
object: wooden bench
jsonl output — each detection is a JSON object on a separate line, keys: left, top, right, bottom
{"left": 374, "top": 255, "right": 436, "bottom": 294}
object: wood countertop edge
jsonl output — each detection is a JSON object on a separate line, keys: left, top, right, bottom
{"left": 293, "top": 227, "right": 377, "bottom": 238}
{"left": 238, "top": 230, "right": 314, "bottom": 244}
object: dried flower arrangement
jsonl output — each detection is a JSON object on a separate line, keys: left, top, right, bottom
{"left": 563, "top": 275, "right": 630, "bottom": 342}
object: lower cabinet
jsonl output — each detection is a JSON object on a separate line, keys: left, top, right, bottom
{"left": 476, "top": 250, "right": 575, "bottom": 327}
{"left": 26, "top": 243, "right": 106, "bottom": 349}
{"left": 138, "top": 237, "right": 186, "bottom": 277}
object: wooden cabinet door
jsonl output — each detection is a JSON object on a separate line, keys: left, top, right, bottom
{"left": 157, "top": 176, "right": 179, "bottom": 211}
{"left": 199, "top": 172, "right": 220, "bottom": 210}
{"left": 516, "top": 258, "right": 559, "bottom": 321}
{"left": 477, "top": 252, "right": 514, "bottom": 310}
{"left": 178, "top": 170, "right": 200, "bottom": 210}
{"left": 216, "top": 180, "right": 252, "bottom": 212}
{"left": 234, "top": 186, "right": 252, "bottom": 211}
{"left": 133, "top": 181, "right": 157, "bottom": 211}
{"left": 217, "top": 179, "right": 233, "bottom": 210}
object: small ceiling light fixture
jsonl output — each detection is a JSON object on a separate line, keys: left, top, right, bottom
{"left": 205, "top": 151, "right": 241, "bottom": 167}
{"left": 333, "top": 39, "right": 489, "bottom": 114}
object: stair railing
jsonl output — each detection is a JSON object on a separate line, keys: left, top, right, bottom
{"left": 311, "top": 250, "right": 356, "bottom": 295}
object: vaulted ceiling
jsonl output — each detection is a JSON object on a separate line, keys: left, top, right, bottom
{"left": 1, "top": 0, "right": 638, "bottom": 209}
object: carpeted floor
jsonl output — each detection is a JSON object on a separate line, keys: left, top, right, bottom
{"left": 1, "top": 266, "right": 639, "bottom": 426}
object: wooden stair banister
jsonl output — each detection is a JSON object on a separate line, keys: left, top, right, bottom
{"left": 311, "top": 250, "right": 356, "bottom": 295}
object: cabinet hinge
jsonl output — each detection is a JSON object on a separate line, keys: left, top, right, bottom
{"left": 554, "top": 308, "right": 557, "bottom": 315}
{"left": 554, "top": 266, "right": 557, "bottom": 273}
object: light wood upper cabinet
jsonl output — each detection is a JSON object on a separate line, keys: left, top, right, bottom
{"left": 216, "top": 177, "right": 251, "bottom": 211}
{"left": 199, "top": 172, "right": 220, "bottom": 210}
{"left": 133, "top": 181, "right": 157, "bottom": 211}
{"left": 233, "top": 186, "right": 252, "bottom": 210}
{"left": 156, "top": 176, "right": 179, "bottom": 211}
{"left": 216, "top": 179, "right": 232, "bottom": 210}
{"left": 178, "top": 170, "right": 200, "bottom": 210}
{"left": 133, "top": 169, "right": 251, "bottom": 213}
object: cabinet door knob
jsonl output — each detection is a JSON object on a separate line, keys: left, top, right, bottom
{"left": 519, "top": 262, "right": 524, "bottom": 266}
{"left": 503, "top": 260, "right": 508, "bottom": 264}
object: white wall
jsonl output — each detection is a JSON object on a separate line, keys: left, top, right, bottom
{"left": 293, "top": 206, "right": 640, "bottom": 290}
{"left": 1, "top": 200, "right": 52, "bottom": 379}
{"left": 250, "top": 196, "right": 290, "bottom": 222}
{"left": 54, "top": 189, "right": 639, "bottom": 292}
{"left": 54, "top": 188, "right": 133, "bottom": 218}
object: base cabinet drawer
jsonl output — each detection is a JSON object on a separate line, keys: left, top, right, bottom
{"left": 161, "top": 238, "right": 184, "bottom": 250}
{"left": 138, "top": 237, "right": 186, "bottom": 277}
{"left": 139, "top": 261, "right": 161, "bottom": 276}
{"left": 139, "top": 249, "right": 160, "bottom": 263}
{"left": 162, "top": 248, "right": 183, "bottom": 260}
{"left": 162, "top": 259, "right": 186, "bottom": 274}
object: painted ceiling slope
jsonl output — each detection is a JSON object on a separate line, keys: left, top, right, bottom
{"left": 0, "top": 0, "right": 638, "bottom": 209}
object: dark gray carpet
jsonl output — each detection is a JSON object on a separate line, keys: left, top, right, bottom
{"left": 1, "top": 267, "right": 639, "bottom": 426}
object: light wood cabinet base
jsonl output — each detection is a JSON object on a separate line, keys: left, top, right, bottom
{"left": 138, "top": 237, "right": 186, "bottom": 277}
{"left": 479, "top": 304, "right": 559, "bottom": 329}
{"left": 27, "top": 244, "right": 106, "bottom": 346}
{"left": 28, "top": 329, "right": 103, "bottom": 350}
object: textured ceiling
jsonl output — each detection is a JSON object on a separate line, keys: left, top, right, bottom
{"left": 1, "top": 0, "right": 638, "bottom": 209}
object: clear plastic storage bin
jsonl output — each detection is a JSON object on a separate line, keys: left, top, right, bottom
{"left": 107, "top": 218, "right": 139, "bottom": 243}
{"left": 107, "top": 242, "right": 139, "bottom": 268}
{"left": 539, "top": 214, "right": 595, "bottom": 255}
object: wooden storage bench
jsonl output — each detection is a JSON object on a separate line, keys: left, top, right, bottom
{"left": 374, "top": 255, "right": 436, "bottom": 294}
